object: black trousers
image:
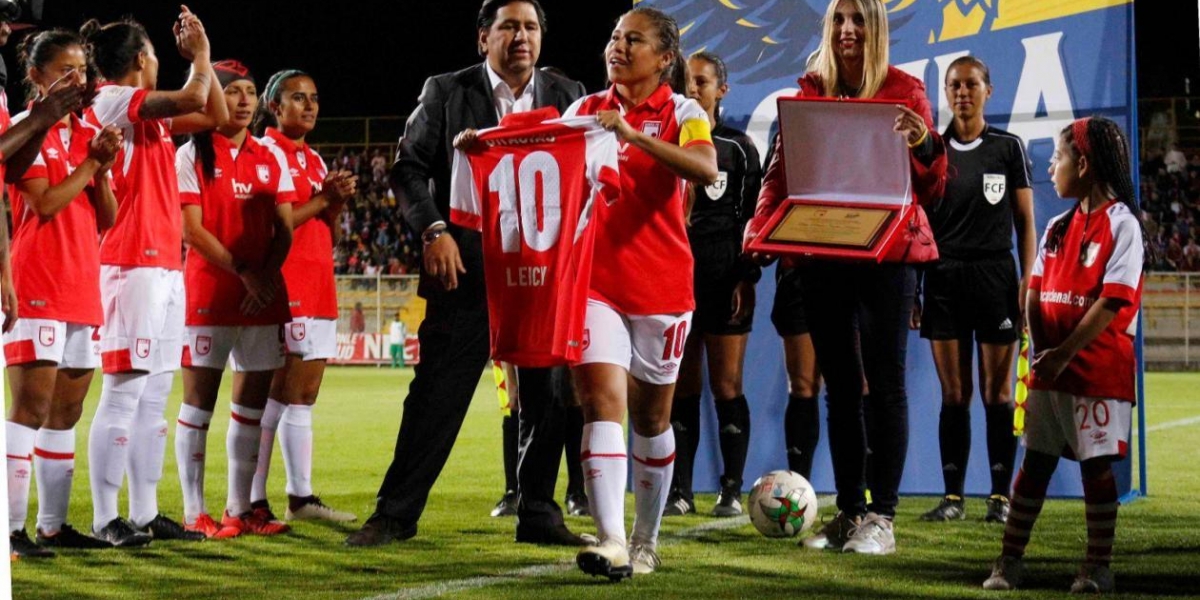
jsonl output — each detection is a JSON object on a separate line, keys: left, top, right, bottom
{"left": 374, "top": 296, "right": 491, "bottom": 525}
{"left": 514, "top": 365, "right": 572, "bottom": 530}
{"left": 797, "top": 261, "right": 916, "bottom": 519}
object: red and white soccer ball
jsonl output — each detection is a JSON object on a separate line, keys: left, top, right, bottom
{"left": 748, "top": 470, "right": 819, "bottom": 538}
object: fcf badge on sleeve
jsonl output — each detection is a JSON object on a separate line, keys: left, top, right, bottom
{"left": 983, "top": 174, "right": 1006, "bottom": 205}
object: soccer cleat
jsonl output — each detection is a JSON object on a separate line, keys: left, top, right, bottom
{"left": 802, "top": 511, "right": 860, "bottom": 550}
{"left": 186, "top": 513, "right": 241, "bottom": 539}
{"left": 344, "top": 513, "right": 417, "bottom": 546}
{"left": 10, "top": 530, "right": 54, "bottom": 558}
{"left": 629, "top": 542, "right": 661, "bottom": 575}
{"left": 94, "top": 518, "right": 153, "bottom": 548}
{"left": 985, "top": 495, "right": 1010, "bottom": 524}
{"left": 577, "top": 538, "right": 633, "bottom": 582}
{"left": 565, "top": 492, "right": 590, "bottom": 517}
{"left": 983, "top": 555, "right": 1027, "bottom": 591}
{"left": 137, "top": 514, "right": 205, "bottom": 541}
{"left": 1070, "top": 563, "right": 1115, "bottom": 594}
{"left": 661, "top": 492, "right": 695, "bottom": 517}
{"left": 920, "top": 495, "right": 966, "bottom": 522}
{"left": 843, "top": 512, "right": 896, "bottom": 555}
{"left": 286, "top": 496, "right": 357, "bottom": 522}
{"left": 36, "top": 524, "right": 113, "bottom": 549}
{"left": 228, "top": 510, "right": 290, "bottom": 536}
{"left": 711, "top": 487, "right": 743, "bottom": 517}
{"left": 490, "top": 490, "right": 519, "bottom": 517}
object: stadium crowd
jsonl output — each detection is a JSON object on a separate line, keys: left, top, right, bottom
{"left": 1141, "top": 144, "right": 1200, "bottom": 271}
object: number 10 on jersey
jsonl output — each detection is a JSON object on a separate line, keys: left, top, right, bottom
{"left": 488, "top": 151, "right": 562, "bottom": 253}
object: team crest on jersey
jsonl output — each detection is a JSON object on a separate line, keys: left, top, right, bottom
{"left": 705, "top": 172, "right": 728, "bottom": 201}
{"left": 983, "top": 174, "right": 1006, "bottom": 205}
{"left": 1082, "top": 241, "right": 1101, "bottom": 267}
{"left": 290, "top": 322, "right": 307, "bottom": 341}
{"left": 135, "top": 338, "right": 151, "bottom": 359}
{"left": 641, "top": 121, "right": 661, "bottom": 138}
{"left": 195, "top": 335, "right": 212, "bottom": 356}
{"left": 38, "top": 326, "right": 55, "bottom": 347}
{"left": 257, "top": 165, "right": 271, "bottom": 184}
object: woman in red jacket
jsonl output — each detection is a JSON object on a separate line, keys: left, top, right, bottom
{"left": 744, "top": 0, "right": 947, "bottom": 555}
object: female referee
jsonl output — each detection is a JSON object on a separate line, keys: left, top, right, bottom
{"left": 566, "top": 6, "right": 718, "bottom": 579}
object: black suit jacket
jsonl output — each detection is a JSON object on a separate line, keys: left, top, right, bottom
{"left": 391, "top": 64, "right": 587, "bottom": 304}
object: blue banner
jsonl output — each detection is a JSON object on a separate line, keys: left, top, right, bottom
{"left": 645, "top": 0, "right": 1138, "bottom": 498}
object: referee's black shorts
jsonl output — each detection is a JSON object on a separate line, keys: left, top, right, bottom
{"left": 920, "top": 254, "right": 1020, "bottom": 345}
{"left": 770, "top": 264, "right": 809, "bottom": 337}
{"left": 692, "top": 237, "right": 753, "bottom": 336}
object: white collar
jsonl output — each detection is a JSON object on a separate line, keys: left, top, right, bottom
{"left": 484, "top": 62, "right": 535, "bottom": 101}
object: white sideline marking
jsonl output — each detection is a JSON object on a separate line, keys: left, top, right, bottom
{"left": 363, "top": 496, "right": 836, "bottom": 600}
{"left": 1142, "top": 414, "right": 1200, "bottom": 434}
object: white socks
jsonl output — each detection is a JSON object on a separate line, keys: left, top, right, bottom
{"left": 128, "top": 371, "right": 173, "bottom": 527}
{"left": 89, "top": 372, "right": 146, "bottom": 532}
{"left": 251, "top": 398, "right": 285, "bottom": 504}
{"left": 278, "top": 405, "right": 313, "bottom": 498}
{"left": 582, "top": 421, "right": 627, "bottom": 546}
{"left": 631, "top": 430, "right": 675, "bottom": 548}
{"left": 227, "top": 404, "right": 263, "bottom": 516}
{"left": 6, "top": 422, "right": 36, "bottom": 533}
{"left": 34, "top": 428, "right": 76, "bottom": 535}
{"left": 174, "top": 404, "right": 212, "bottom": 524}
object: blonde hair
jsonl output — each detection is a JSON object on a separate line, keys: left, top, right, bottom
{"left": 809, "top": 0, "right": 890, "bottom": 99}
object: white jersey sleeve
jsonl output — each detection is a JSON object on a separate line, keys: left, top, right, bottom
{"left": 1102, "top": 204, "right": 1144, "bottom": 299}
{"left": 91, "top": 85, "right": 140, "bottom": 129}
{"left": 265, "top": 143, "right": 297, "bottom": 198}
{"left": 175, "top": 140, "right": 201, "bottom": 199}
{"left": 449, "top": 149, "right": 482, "bottom": 231}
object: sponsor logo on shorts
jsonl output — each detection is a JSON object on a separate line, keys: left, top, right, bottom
{"left": 14, "top": 468, "right": 28, "bottom": 479}
{"left": 135, "top": 338, "right": 151, "bottom": 359}
{"left": 585, "top": 468, "right": 602, "bottom": 481}
{"left": 195, "top": 336, "right": 212, "bottom": 356}
{"left": 38, "top": 326, "right": 55, "bottom": 347}
{"left": 1091, "top": 430, "right": 1108, "bottom": 442}
{"left": 257, "top": 164, "right": 271, "bottom": 183}
{"left": 662, "top": 362, "right": 678, "bottom": 373}
{"left": 999, "top": 318, "right": 1013, "bottom": 331}
{"left": 290, "top": 322, "right": 307, "bottom": 341}
{"left": 191, "top": 452, "right": 205, "bottom": 462}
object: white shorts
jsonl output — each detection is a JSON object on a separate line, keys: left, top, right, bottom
{"left": 99, "top": 266, "right": 185, "bottom": 374}
{"left": 184, "top": 325, "right": 285, "bottom": 372}
{"left": 1022, "top": 390, "right": 1132, "bottom": 462}
{"left": 578, "top": 299, "right": 693, "bottom": 385}
{"left": 2, "top": 319, "right": 99, "bottom": 369}
{"left": 282, "top": 317, "right": 337, "bottom": 361}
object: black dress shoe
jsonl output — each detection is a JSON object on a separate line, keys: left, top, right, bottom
{"left": 515, "top": 523, "right": 595, "bottom": 546}
{"left": 565, "top": 492, "right": 590, "bottom": 517}
{"left": 490, "top": 491, "right": 518, "bottom": 517}
{"left": 344, "top": 513, "right": 417, "bottom": 546}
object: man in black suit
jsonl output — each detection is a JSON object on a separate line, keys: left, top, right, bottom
{"left": 346, "top": 0, "right": 589, "bottom": 547}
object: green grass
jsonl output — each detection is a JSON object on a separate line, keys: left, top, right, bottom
{"left": 9, "top": 371, "right": 1200, "bottom": 599}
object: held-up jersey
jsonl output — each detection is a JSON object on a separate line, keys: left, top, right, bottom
{"left": 689, "top": 123, "right": 761, "bottom": 242}
{"left": 1029, "top": 201, "right": 1143, "bottom": 401}
{"left": 450, "top": 107, "right": 620, "bottom": 367}
{"left": 85, "top": 84, "right": 183, "bottom": 270}
{"left": 566, "top": 84, "right": 713, "bottom": 315}
{"left": 8, "top": 113, "right": 104, "bottom": 325}
{"left": 261, "top": 127, "right": 338, "bottom": 319}
{"left": 177, "top": 133, "right": 297, "bottom": 326}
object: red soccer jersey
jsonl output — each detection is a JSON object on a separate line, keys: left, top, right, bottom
{"left": 85, "top": 84, "right": 183, "bottom": 270}
{"left": 178, "top": 133, "right": 298, "bottom": 326}
{"left": 261, "top": 127, "right": 337, "bottom": 319}
{"left": 565, "top": 84, "right": 713, "bottom": 314}
{"left": 1029, "top": 200, "right": 1143, "bottom": 401}
{"left": 0, "top": 89, "right": 9, "bottom": 188}
{"left": 8, "top": 113, "right": 104, "bottom": 325}
{"left": 450, "top": 108, "right": 620, "bottom": 366}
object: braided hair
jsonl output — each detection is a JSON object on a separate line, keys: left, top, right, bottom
{"left": 1045, "top": 116, "right": 1152, "bottom": 268}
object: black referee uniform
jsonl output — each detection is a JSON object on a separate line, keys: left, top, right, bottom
{"left": 922, "top": 123, "right": 1032, "bottom": 504}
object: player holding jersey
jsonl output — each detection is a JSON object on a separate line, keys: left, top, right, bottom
{"left": 916, "top": 57, "right": 1036, "bottom": 524}
{"left": 173, "top": 61, "right": 295, "bottom": 539}
{"left": 566, "top": 7, "right": 718, "bottom": 580}
{"left": 81, "top": 8, "right": 229, "bottom": 546}
{"left": 984, "top": 117, "right": 1147, "bottom": 594}
{"left": 3, "top": 30, "right": 120, "bottom": 557}
{"left": 251, "top": 69, "right": 358, "bottom": 524}
{"left": 664, "top": 51, "right": 762, "bottom": 518}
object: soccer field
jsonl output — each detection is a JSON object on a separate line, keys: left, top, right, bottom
{"left": 10, "top": 370, "right": 1200, "bottom": 599}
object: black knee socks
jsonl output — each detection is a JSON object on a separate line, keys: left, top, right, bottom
{"left": 715, "top": 395, "right": 751, "bottom": 490}
{"left": 501, "top": 414, "right": 519, "bottom": 494}
{"left": 785, "top": 394, "right": 819, "bottom": 480}
{"left": 985, "top": 403, "right": 1017, "bottom": 497}
{"left": 670, "top": 394, "right": 701, "bottom": 500}
{"left": 939, "top": 404, "right": 971, "bottom": 497}
{"left": 564, "top": 405, "right": 585, "bottom": 496}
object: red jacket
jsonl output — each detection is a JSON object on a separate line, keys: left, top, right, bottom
{"left": 743, "top": 66, "right": 948, "bottom": 253}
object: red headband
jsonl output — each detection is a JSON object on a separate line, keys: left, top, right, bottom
{"left": 1072, "top": 117, "right": 1092, "bottom": 160}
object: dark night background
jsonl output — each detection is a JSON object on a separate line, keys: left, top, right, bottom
{"left": 0, "top": 1, "right": 1194, "bottom": 118}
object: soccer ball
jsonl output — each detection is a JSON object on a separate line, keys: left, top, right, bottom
{"left": 747, "top": 470, "right": 818, "bottom": 538}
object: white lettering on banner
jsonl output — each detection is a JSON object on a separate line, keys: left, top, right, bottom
{"left": 506, "top": 266, "right": 548, "bottom": 287}
{"left": 1040, "top": 289, "right": 1096, "bottom": 308}
{"left": 363, "top": 334, "right": 382, "bottom": 359}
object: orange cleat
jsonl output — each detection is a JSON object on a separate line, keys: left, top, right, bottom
{"left": 187, "top": 513, "right": 241, "bottom": 539}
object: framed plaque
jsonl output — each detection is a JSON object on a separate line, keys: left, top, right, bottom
{"left": 766, "top": 204, "right": 894, "bottom": 249}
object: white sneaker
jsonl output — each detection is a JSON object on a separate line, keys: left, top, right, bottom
{"left": 577, "top": 538, "right": 632, "bottom": 581}
{"left": 629, "top": 542, "right": 661, "bottom": 575}
{"left": 842, "top": 512, "right": 895, "bottom": 555}
{"left": 983, "top": 555, "right": 1027, "bottom": 591}
{"left": 285, "top": 496, "right": 358, "bottom": 522}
